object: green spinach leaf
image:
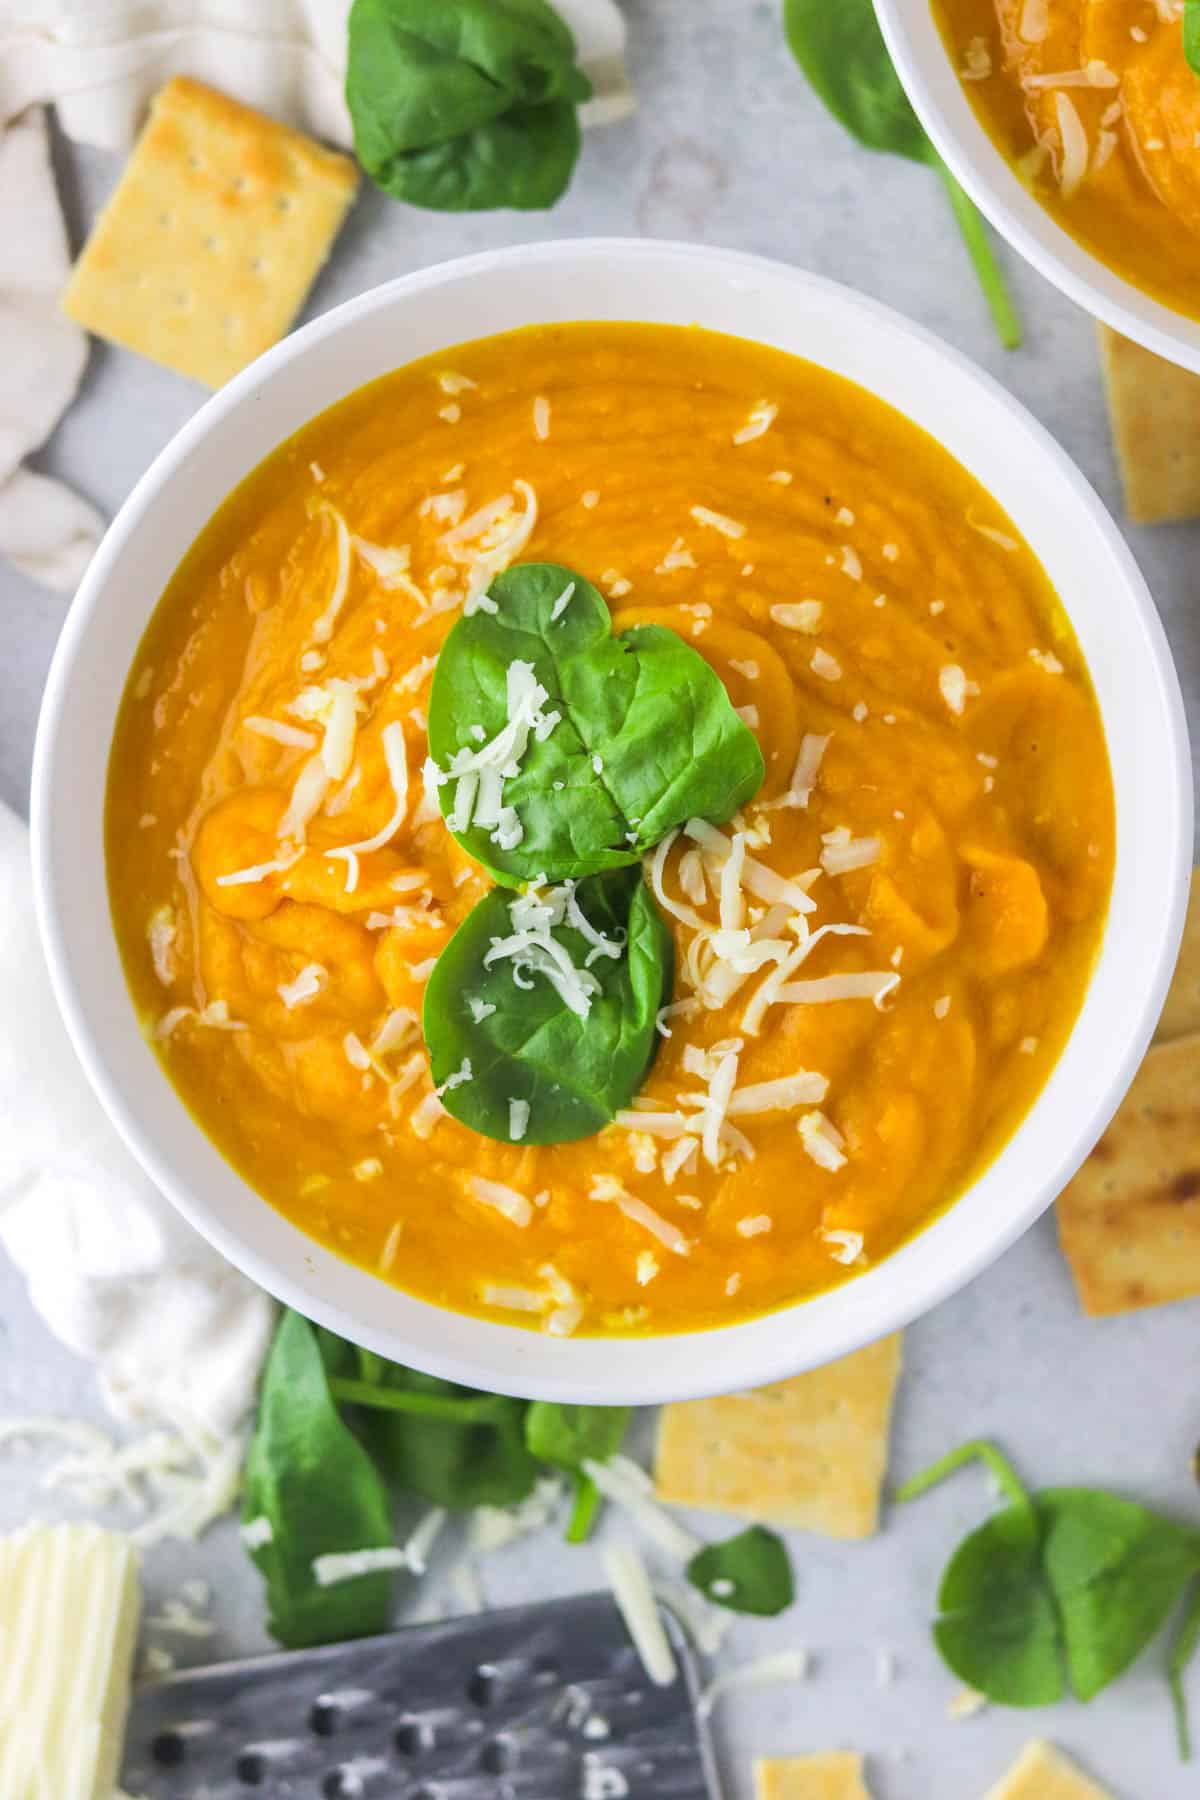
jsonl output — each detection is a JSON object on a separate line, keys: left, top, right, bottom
{"left": 686, "top": 1525, "right": 795, "bottom": 1617}
{"left": 782, "top": 0, "right": 1021, "bottom": 349}
{"left": 427, "top": 562, "right": 764, "bottom": 885}
{"left": 525, "top": 1401, "right": 631, "bottom": 1468}
{"left": 525, "top": 1402, "right": 631, "bottom": 1542}
{"left": 241, "top": 1311, "right": 397, "bottom": 1648}
{"left": 423, "top": 866, "right": 672, "bottom": 1144}
{"left": 1186, "top": 2, "right": 1200, "bottom": 78}
{"left": 331, "top": 1364, "right": 543, "bottom": 1510}
{"left": 898, "top": 1440, "right": 1200, "bottom": 1751}
{"left": 346, "top": 0, "right": 590, "bottom": 211}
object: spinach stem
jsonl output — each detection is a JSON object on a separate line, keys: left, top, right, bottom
{"left": 566, "top": 1472, "right": 602, "bottom": 1544}
{"left": 931, "top": 156, "right": 1022, "bottom": 351}
{"left": 356, "top": 1347, "right": 387, "bottom": 1385}
{"left": 895, "top": 1438, "right": 1031, "bottom": 1511}
{"left": 330, "top": 1379, "right": 506, "bottom": 1424}
{"left": 1170, "top": 1579, "right": 1200, "bottom": 1760}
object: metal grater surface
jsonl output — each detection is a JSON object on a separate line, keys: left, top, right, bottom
{"left": 121, "top": 1590, "right": 720, "bottom": 1799}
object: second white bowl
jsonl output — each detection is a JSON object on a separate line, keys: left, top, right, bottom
{"left": 875, "top": 0, "right": 1200, "bottom": 374}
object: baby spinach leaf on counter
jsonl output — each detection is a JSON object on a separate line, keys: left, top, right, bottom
{"left": 242, "top": 1311, "right": 397, "bottom": 1648}
{"left": 686, "top": 1525, "right": 795, "bottom": 1617}
{"left": 782, "top": 0, "right": 1021, "bottom": 350}
{"left": 427, "top": 562, "right": 764, "bottom": 885}
{"left": 525, "top": 1402, "right": 631, "bottom": 1469}
{"left": 332, "top": 1364, "right": 543, "bottom": 1510}
{"left": 423, "top": 867, "right": 672, "bottom": 1144}
{"left": 525, "top": 1403, "right": 632, "bottom": 1542}
{"left": 1186, "top": 2, "right": 1200, "bottom": 78}
{"left": 898, "top": 1439, "right": 1200, "bottom": 1752}
{"left": 346, "top": 0, "right": 590, "bottom": 212}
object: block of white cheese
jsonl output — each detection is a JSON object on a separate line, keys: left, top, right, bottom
{"left": 0, "top": 1523, "right": 140, "bottom": 1797}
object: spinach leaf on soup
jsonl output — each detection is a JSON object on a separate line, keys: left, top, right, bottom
{"left": 332, "top": 1362, "right": 543, "bottom": 1509}
{"left": 423, "top": 867, "right": 672, "bottom": 1144}
{"left": 782, "top": 0, "right": 1021, "bottom": 350}
{"left": 241, "top": 1311, "right": 397, "bottom": 1648}
{"left": 346, "top": 0, "right": 590, "bottom": 211}
{"left": 427, "top": 563, "right": 764, "bottom": 884}
{"left": 897, "top": 1439, "right": 1200, "bottom": 1753}
{"left": 1187, "top": 2, "right": 1200, "bottom": 78}
{"left": 687, "top": 1525, "right": 795, "bottom": 1617}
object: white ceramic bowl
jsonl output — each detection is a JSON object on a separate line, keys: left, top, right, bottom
{"left": 875, "top": 0, "right": 1200, "bottom": 374}
{"left": 32, "top": 240, "right": 1191, "bottom": 1403}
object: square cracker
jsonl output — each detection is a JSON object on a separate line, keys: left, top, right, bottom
{"left": 654, "top": 1334, "right": 901, "bottom": 1539}
{"left": 62, "top": 77, "right": 359, "bottom": 388}
{"left": 983, "top": 1740, "right": 1115, "bottom": 1800}
{"left": 754, "top": 1752, "right": 871, "bottom": 1800}
{"left": 1057, "top": 1033, "right": 1200, "bottom": 1315}
{"left": 1155, "top": 868, "right": 1200, "bottom": 1043}
{"left": 1097, "top": 324, "right": 1200, "bottom": 524}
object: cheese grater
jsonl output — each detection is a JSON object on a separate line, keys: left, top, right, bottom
{"left": 121, "top": 1590, "right": 720, "bottom": 1798}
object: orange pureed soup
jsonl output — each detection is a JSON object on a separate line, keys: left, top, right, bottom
{"left": 107, "top": 323, "right": 1114, "bottom": 1337}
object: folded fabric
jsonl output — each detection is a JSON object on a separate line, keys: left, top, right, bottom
{"left": 0, "top": 107, "right": 103, "bottom": 595}
{"left": 0, "top": 0, "right": 633, "bottom": 149}
{"left": 0, "top": 800, "right": 274, "bottom": 1436}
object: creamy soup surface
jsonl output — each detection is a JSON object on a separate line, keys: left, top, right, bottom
{"left": 106, "top": 322, "right": 1115, "bottom": 1338}
{"left": 936, "top": 0, "right": 1200, "bottom": 319}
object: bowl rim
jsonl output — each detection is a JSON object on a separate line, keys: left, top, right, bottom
{"left": 873, "top": 0, "right": 1200, "bottom": 375}
{"left": 31, "top": 237, "right": 1193, "bottom": 1402}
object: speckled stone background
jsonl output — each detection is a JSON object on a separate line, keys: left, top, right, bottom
{"left": 2, "top": 4, "right": 1198, "bottom": 1795}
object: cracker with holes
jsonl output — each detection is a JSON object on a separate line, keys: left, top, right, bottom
{"left": 1156, "top": 868, "right": 1200, "bottom": 1044}
{"left": 62, "top": 77, "right": 358, "bottom": 388}
{"left": 1058, "top": 1033, "right": 1200, "bottom": 1315}
{"left": 983, "top": 1740, "right": 1114, "bottom": 1800}
{"left": 754, "top": 1752, "right": 871, "bottom": 1800}
{"left": 1097, "top": 325, "right": 1200, "bottom": 524}
{"left": 654, "top": 1335, "right": 901, "bottom": 1539}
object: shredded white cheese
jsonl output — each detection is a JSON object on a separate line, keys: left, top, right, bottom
{"left": 277, "top": 962, "right": 325, "bottom": 1009}
{"left": 326, "top": 721, "right": 410, "bottom": 888}
{"left": 769, "top": 600, "right": 823, "bottom": 633}
{"left": 798, "top": 1110, "right": 848, "bottom": 1172}
{"left": 603, "top": 1544, "right": 677, "bottom": 1688}
{"left": 938, "top": 664, "right": 979, "bottom": 716}
{"left": 732, "top": 400, "right": 778, "bottom": 445}
{"left": 690, "top": 504, "right": 746, "bottom": 539}
{"left": 591, "top": 1177, "right": 692, "bottom": 1256}
{"left": 698, "top": 1650, "right": 810, "bottom": 1720}
{"left": 823, "top": 1228, "right": 865, "bottom": 1265}
{"left": 244, "top": 716, "right": 317, "bottom": 750}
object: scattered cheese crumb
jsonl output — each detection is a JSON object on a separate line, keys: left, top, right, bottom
{"left": 938, "top": 663, "right": 979, "bottom": 715}
{"left": 770, "top": 600, "right": 822, "bottom": 633}
{"left": 691, "top": 504, "right": 746, "bottom": 539}
{"left": 811, "top": 647, "right": 842, "bottom": 682}
{"left": 736, "top": 1215, "right": 772, "bottom": 1238}
{"left": 933, "top": 995, "right": 951, "bottom": 1020}
{"left": 732, "top": 400, "right": 778, "bottom": 445}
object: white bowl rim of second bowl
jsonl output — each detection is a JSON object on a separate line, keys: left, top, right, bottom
{"left": 31, "top": 237, "right": 1193, "bottom": 1403}
{"left": 874, "top": 0, "right": 1200, "bottom": 376}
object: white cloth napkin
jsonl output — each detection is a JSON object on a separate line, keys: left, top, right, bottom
{"left": 0, "top": 0, "right": 630, "bottom": 592}
{"left": 0, "top": 800, "right": 275, "bottom": 1435}
{"left": 0, "top": 108, "right": 104, "bottom": 593}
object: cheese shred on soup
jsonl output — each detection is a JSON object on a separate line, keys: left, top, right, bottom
{"left": 106, "top": 323, "right": 1114, "bottom": 1337}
